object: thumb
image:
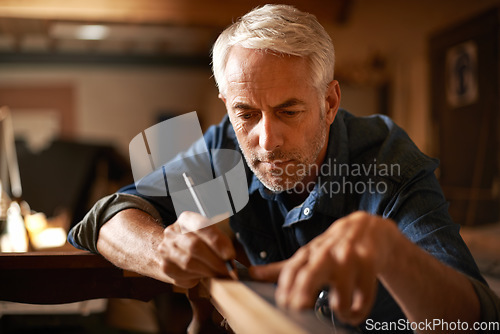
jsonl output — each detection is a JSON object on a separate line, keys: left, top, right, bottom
{"left": 249, "top": 260, "right": 286, "bottom": 283}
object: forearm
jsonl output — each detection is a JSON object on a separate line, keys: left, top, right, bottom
{"left": 379, "top": 231, "right": 480, "bottom": 332}
{"left": 96, "top": 208, "right": 173, "bottom": 284}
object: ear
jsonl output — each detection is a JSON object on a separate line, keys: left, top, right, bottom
{"left": 219, "top": 93, "right": 234, "bottom": 125}
{"left": 218, "top": 93, "right": 227, "bottom": 105}
{"left": 324, "top": 80, "right": 341, "bottom": 125}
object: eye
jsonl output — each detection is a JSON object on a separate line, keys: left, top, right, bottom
{"left": 241, "top": 113, "right": 254, "bottom": 120}
{"left": 281, "top": 110, "right": 301, "bottom": 117}
{"left": 235, "top": 110, "right": 260, "bottom": 121}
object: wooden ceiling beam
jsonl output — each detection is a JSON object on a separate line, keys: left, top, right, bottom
{"left": 0, "top": 0, "right": 351, "bottom": 27}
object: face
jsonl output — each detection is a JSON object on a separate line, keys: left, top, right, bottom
{"left": 220, "top": 46, "right": 340, "bottom": 192}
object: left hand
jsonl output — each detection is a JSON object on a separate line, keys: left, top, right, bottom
{"left": 250, "top": 211, "right": 399, "bottom": 325}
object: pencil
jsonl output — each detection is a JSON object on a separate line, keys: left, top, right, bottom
{"left": 182, "top": 172, "right": 239, "bottom": 281}
{"left": 225, "top": 260, "right": 239, "bottom": 281}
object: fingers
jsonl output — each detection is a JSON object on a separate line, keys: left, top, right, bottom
{"left": 178, "top": 211, "right": 236, "bottom": 260}
{"left": 275, "top": 248, "right": 311, "bottom": 306}
{"left": 249, "top": 260, "right": 287, "bottom": 282}
{"left": 194, "top": 225, "right": 236, "bottom": 261}
{"left": 343, "top": 266, "right": 377, "bottom": 324}
{"left": 277, "top": 254, "right": 377, "bottom": 325}
{"left": 275, "top": 223, "right": 380, "bottom": 326}
{"left": 158, "top": 258, "right": 202, "bottom": 288}
{"left": 328, "top": 261, "right": 377, "bottom": 325}
{"left": 157, "top": 211, "right": 236, "bottom": 286}
{"left": 166, "top": 228, "right": 227, "bottom": 275}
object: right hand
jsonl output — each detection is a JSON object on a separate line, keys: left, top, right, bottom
{"left": 157, "top": 211, "right": 236, "bottom": 288}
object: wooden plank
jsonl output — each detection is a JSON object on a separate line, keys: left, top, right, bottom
{"left": 202, "top": 279, "right": 339, "bottom": 334}
{"left": 204, "top": 278, "right": 309, "bottom": 334}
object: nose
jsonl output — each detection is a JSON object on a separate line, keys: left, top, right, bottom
{"left": 258, "top": 114, "right": 283, "bottom": 151}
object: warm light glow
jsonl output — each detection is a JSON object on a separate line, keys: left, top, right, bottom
{"left": 0, "top": 202, "right": 29, "bottom": 252}
{"left": 25, "top": 212, "right": 67, "bottom": 249}
{"left": 76, "top": 25, "right": 109, "bottom": 40}
{"left": 25, "top": 212, "right": 47, "bottom": 234}
{"left": 31, "top": 227, "right": 66, "bottom": 249}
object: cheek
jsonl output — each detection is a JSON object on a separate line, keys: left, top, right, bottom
{"left": 228, "top": 115, "right": 264, "bottom": 151}
{"left": 232, "top": 119, "right": 248, "bottom": 135}
{"left": 235, "top": 129, "right": 254, "bottom": 150}
{"left": 230, "top": 117, "right": 254, "bottom": 144}
{"left": 228, "top": 113, "right": 245, "bottom": 133}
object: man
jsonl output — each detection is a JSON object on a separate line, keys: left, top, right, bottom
{"left": 69, "top": 4, "right": 499, "bottom": 332}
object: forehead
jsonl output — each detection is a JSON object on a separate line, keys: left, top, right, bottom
{"left": 224, "top": 46, "right": 313, "bottom": 94}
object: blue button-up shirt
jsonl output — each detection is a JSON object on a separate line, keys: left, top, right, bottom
{"left": 79, "top": 109, "right": 485, "bottom": 330}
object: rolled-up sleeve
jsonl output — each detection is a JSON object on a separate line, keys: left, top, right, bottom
{"left": 67, "top": 193, "right": 162, "bottom": 253}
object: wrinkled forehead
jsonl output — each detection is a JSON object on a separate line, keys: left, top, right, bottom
{"left": 224, "top": 46, "right": 312, "bottom": 90}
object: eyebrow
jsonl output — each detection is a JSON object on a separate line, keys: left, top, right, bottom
{"left": 233, "top": 102, "right": 254, "bottom": 111}
{"left": 232, "top": 98, "right": 307, "bottom": 111}
{"left": 274, "top": 98, "right": 307, "bottom": 110}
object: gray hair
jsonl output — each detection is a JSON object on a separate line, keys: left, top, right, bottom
{"left": 212, "top": 4, "right": 335, "bottom": 97}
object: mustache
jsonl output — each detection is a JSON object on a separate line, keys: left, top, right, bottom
{"left": 252, "top": 150, "right": 301, "bottom": 162}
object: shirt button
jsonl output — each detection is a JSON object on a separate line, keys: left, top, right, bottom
{"left": 259, "top": 251, "right": 267, "bottom": 259}
{"left": 235, "top": 232, "right": 240, "bottom": 240}
{"left": 304, "top": 207, "right": 311, "bottom": 215}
